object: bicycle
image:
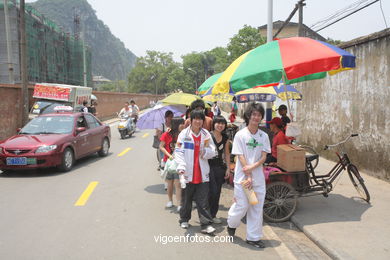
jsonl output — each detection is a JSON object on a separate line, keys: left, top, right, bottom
{"left": 263, "top": 134, "right": 370, "bottom": 223}
{"left": 290, "top": 138, "right": 319, "bottom": 169}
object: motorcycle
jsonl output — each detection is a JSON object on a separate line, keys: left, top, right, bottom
{"left": 117, "top": 115, "right": 136, "bottom": 139}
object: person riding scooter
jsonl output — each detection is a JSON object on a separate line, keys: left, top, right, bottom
{"left": 118, "top": 102, "right": 136, "bottom": 139}
{"left": 119, "top": 102, "right": 131, "bottom": 117}
{"left": 129, "top": 100, "right": 140, "bottom": 124}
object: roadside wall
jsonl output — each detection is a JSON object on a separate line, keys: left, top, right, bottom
{"left": 0, "top": 84, "right": 163, "bottom": 140}
{"left": 0, "top": 84, "right": 35, "bottom": 140}
{"left": 296, "top": 29, "right": 390, "bottom": 181}
{"left": 92, "top": 91, "right": 163, "bottom": 120}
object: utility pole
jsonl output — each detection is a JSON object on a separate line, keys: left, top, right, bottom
{"left": 298, "top": 0, "right": 306, "bottom": 36}
{"left": 82, "top": 22, "right": 87, "bottom": 87}
{"left": 20, "top": 0, "right": 29, "bottom": 125}
{"left": 267, "top": 0, "right": 273, "bottom": 42}
{"left": 266, "top": 0, "right": 273, "bottom": 127}
{"left": 4, "top": 0, "right": 14, "bottom": 83}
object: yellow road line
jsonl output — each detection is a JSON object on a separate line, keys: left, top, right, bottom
{"left": 142, "top": 133, "right": 150, "bottom": 138}
{"left": 74, "top": 182, "right": 99, "bottom": 206}
{"left": 117, "top": 147, "right": 132, "bottom": 157}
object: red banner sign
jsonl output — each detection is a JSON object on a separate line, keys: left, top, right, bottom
{"left": 33, "top": 84, "right": 71, "bottom": 101}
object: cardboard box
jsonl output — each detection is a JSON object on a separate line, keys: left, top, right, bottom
{"left": 277, "top": 144, "right": 306, "bottom": 172}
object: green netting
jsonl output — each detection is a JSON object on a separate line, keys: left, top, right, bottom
{"left": 1, "top": 1, "right": 92, "bottom": 86}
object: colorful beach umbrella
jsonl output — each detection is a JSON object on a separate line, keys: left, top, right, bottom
{"left": 210, "top": 37, "right": 356, "bottom": 95}
{"left": 197, "top": 72, "right": 223, "bottom": 95}
{"left": 274, "top": 85, "right": 302, "bottom": 100}
{"left": 234, "top": 84, "right": 302, "bottom": 103}
{"left": 202, "top": 93, "right": 235, "bottom": 102}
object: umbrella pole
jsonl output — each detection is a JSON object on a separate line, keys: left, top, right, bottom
{"left": 282, "top": 75, "right": 293, "bottom": 121}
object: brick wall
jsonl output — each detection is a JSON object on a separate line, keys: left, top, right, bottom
{"left": 0, "top": 84, "right": 35, "bottom": 140}
{"left": 92, "top": 91, "right": 163, "bottom": 120}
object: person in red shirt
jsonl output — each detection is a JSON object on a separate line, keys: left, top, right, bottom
{"left": 159, "top": 117, "right": 185, "bottom": 210}
{"left": 205, "top": 108, "right": 214, "bottom": 119}
{"left": 265, "top": 117, "right": 290, "bottom": 164}
{"left": 229, "top": 110, "right": 236, "bottom": 123}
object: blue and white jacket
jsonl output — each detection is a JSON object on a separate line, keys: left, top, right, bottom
{"left": 174, "top": 126, "right": 217, "bottom": 183}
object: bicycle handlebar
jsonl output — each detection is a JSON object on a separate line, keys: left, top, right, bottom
{"left": 324, "top": 134, "right": 359, "bottom": 150}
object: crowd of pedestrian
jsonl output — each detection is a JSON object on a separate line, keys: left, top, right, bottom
{"left": 154, "top": 98, "right": 291, "bottom": 248}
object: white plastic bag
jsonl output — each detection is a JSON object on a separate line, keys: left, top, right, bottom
{"left": 285, "top": 122, "right": 301, "bottom": 137}
{"left": 166, "top": 158, "right": 178, "bottom": 173}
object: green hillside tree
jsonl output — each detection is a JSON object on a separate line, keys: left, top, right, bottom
{"left": 128, "top": 51, "right": 185, "bottom": 94}
{"left": 227, "top": 25, "right": 266, "bottom": 62}
{"left": 205, "top": 47, "right": 230, "bottom": 73}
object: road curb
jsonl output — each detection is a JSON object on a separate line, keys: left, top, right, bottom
{"left": 290, "top": 215, "right": 353, "bottom": 260}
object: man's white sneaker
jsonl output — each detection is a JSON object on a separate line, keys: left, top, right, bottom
{"left": 166, "top": 201, "right": 173, "bottom": 208}
{"left": 212, "top": 217, "right": 222, "bottom": 224}
{"left": 201, "top": 225, "right": 216, "bottom": 234}
{"left": 180, "top": 222, "right": 189, "bottom": 229}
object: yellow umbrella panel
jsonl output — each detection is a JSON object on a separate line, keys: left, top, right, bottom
{"left": 161, "top": 92, "right": 210, "bottom": 107}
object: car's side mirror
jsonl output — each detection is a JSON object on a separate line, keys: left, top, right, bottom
{"left": 16, "top": 128, "right": 21, "bottom": 133}
{"left": 76, "top": 127, "right": 86, "bottom": 133}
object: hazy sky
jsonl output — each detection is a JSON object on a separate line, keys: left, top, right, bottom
{"left": 28, "top": 0, "right": 389, "bottom": 60}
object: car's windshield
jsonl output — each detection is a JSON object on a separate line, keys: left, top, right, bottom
{"left": 31, "top": 101, "right": 70, "bottom": 115}
{"left": 20, "top": 116, "right": 74, "bottom": 134}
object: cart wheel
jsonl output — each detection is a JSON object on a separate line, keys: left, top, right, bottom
{"left": 264, "top": 181, "right": 298, "bottom": 223}
{"left": 347, "top": 164, "right": 370, "bottom": 203}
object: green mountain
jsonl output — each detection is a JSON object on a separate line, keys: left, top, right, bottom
{"left": 29, "top": 0, "right": 137, "bottom": 81}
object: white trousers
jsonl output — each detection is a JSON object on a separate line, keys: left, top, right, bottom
{"left": 227, "top": 183, "right": 266, "bottom": 241}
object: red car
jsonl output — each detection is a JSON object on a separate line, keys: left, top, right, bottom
{"left": 0, "top": 112, "right": 111, "bottom": 172}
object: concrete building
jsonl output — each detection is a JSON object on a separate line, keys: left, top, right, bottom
{"left": 0, "top": 2, "right": 92, "bottom": 86}
{"left": 93, "top": 75, "right": 111, "bottom": 90}
{"left": 258, "top": 20, "right": 327, "bottom": 41}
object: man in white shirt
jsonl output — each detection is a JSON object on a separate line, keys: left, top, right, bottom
{"left": 227, "top": 102, "right": 271, "bottom": 248}
{"left": 129, "top": 100, "right": 140, "bottom": 123}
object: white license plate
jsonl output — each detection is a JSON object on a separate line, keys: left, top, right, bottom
{"left": 6, "top": 157, "right": 27, "bottom": 165}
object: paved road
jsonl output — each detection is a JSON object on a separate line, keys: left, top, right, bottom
{"left": 0, "top": 123, "right": 329, "bottom": 260}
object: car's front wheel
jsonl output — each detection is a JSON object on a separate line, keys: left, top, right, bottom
{"left": 98, "top": 138, "right": 110, "bottom": 157}
{"left": 58, "top": 147, "right": 74, "bottom": 172}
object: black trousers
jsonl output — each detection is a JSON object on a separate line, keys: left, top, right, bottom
{"left": 208, "top": 165, "right": 226, "bottom": 218}
{"left": 179, "top": 182, "right": 213, "bottom": 227}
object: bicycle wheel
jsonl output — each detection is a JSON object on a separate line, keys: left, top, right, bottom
{"left": 264, "top": 181, "right": 298, "bottom": 223}
{"left": 347, "top": 164, "right": 370, "bottom": 203}
{"left": 300, "top": 145, "right": 319, "bottom": 169}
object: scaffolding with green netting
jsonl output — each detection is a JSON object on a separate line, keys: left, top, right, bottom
{"left": 0, "top": 1, "right": 92, "bottom": 86}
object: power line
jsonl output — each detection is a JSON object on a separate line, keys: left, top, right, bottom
{"left": 310, "top": 0, "right": 372, "bottom": 30}
{"left": 379, "top": 0, "right": 388, "bottom": 28}
{"left": 310, "top": 0, "right": 380, "bottom": 33}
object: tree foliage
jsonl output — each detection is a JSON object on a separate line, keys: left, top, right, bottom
{"left": 227, "top": 25, "right": 266, "bottom": 62}
{"left": 99, "top": 80, "right": 127, "bottom": 92}
{"left": 128, "top": 51, "right": 189, "bottom": 94}
{"left": 326, "top": 37, "right": 343, "bottom": 46}
{"left": 128, "top": 25, "right": 266, "bottom": 94}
